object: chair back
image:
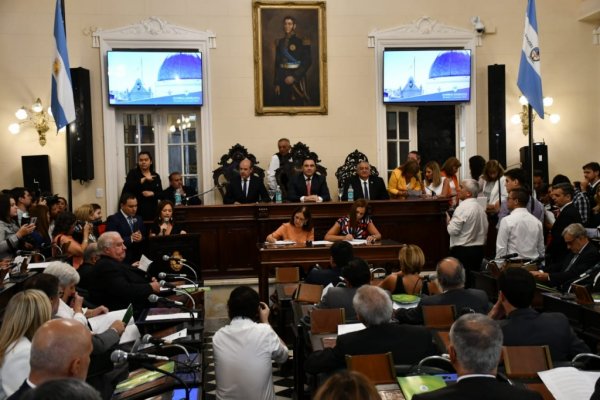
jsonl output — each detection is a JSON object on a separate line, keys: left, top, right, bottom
{"left": 275, "top": 267, "right": 300, "bottom": 283}
{"left": 422, "top": 304, "right": 455, "bottom": 330}
{"left": 294, "top": 283, "right": 323, "bottom": 304}
{"left": 345, "top": 352, "right": 396, "bottom": 385}
{"left": 310, "top": 308, "right": 345, "bottom": 334}
{"left": 502, "top": 345, "right": 553, "bottom": 379}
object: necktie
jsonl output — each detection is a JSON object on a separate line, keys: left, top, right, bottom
{"left": 306, "top": 178, "right": 312, "bottom": 196}
{"left": 242, "top": 179, "right": 248, "bottom": 197}
{"left": 564, "top": 253, "right": 579, "bottom": 272}
{"left": 363, "top": 181, "right": 369, "bottom": 200}
{"left": 127, "top": 216, "right": 134, "bottom": 232}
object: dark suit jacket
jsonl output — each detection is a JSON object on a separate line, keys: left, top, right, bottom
{"left": 122, "top": 168, "right": 163, "bottom": 221}
{"left": 89, "top": 256, "right": 154, "bottom": 314}
{"left": 287, "top": 173, "right": 331, "bottom": 202}
{"left": 105, "top": 211, "right": 146, "bottom": 264}
{"left": 161, "top": 185, "right": 201, "bottom": 205}
{"left": 547, "top": 203, "right": 582, "bottom": 265}
{"left": 412, "top": 376, "right": 542, "bottom": 400}
{"left": 305, "top": 267, "right": 342, "bottom": 287}
{"left": 223, "top": 175, "right": 269, "bottom": 204}
{"left": 6, "top": 380, "right": 33, "bottom": 400}
{"left": 548, "top": 241, "right": 600, "bottom": 290}
{"left": 316, "top": 287, "right": 358, "bottom": 321}
{"left": 395, "top": 288, "right": 490, "bottom": 325}
{"left": 304, "top": 323, "right": 436, "bottom": 374}
{"left": 500, "top": 308, "right": 589, "bottom": 361}
{"left": 342, "top": 175, "right": 390, "bottom": 201}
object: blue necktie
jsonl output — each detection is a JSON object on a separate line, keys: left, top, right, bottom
{"left": 363, "top": 181, "right": 369, "bottom": 200}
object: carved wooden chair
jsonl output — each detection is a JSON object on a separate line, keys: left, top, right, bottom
{"left": 334, "top": 149, "right": 381, "bottom": 192}
{"left": 211, "top": 143, "right": 265, "bottom": 200}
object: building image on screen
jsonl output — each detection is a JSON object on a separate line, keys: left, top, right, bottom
{"left": 383, "top": 49, "right": 471, "bottom": 104}
{"left": 107, "top": 51, "right": 203, "bottom": 106}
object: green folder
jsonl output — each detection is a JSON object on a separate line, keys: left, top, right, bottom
{"left": 397, "top": 375, "right": 446, "bottom": 400}
{"left": 113, "top": 361, "right": 175, "bottom": 394}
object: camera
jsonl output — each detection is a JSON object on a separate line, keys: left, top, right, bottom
{"left": 73, "top": 220, "right": 85, "bottom": 233}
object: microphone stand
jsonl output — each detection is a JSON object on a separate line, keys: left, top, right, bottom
{"left": 179, "top": 262, "right": 199, "bottom": 283}
{"left": 139, "top": 362, "right": 190, "bottom": 400}
{"left": 185, "top": 184, "right": 223, "bottom": 204}
{"left": 173, "top": 289, "right": 196, "bottom": 310}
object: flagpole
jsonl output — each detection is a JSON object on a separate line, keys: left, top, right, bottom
{"left": 528, "top": 104, "right": 534, "bottom": 189}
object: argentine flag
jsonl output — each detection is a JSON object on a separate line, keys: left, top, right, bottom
{"left": 517, "top": 0, "right": 544, "bottom": 118}
{"left": 51, "top": 0, "right": 76, "bottom": 131}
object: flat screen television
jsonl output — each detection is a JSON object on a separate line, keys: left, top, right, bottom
{"left": 107, "top": 50, "right": 203, "bottom": 106}
{"left": 383, "top": 48, "right": 471, "bottom": 104}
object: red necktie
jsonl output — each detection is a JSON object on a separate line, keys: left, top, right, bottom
{"left": 306, "top": 178, "right": 312, "bottom": 195}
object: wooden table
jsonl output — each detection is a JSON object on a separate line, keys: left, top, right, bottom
{"left": 258, "top": 240, "right": 404, "bottom": 302}
{"left": 175, "top": 198, "right": 450, "bottom": 280}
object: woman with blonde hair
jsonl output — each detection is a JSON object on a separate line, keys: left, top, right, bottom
{"left": 479, "top": 159, "right": 507, "bottom": 212}
{"left": 424, "top": 161, "right": 451, "bottom": 197}
{"left": 379, "top": 244, "right": 427, "bottom": 295}
{"left": 0, "top": 289, "right": 53, "bottom": 397}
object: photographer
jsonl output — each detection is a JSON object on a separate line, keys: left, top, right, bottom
{"left": 0, "top": 193, "right": 36, "bottom": 259}
{"left": 51, "top": 212, "right": 91, "bottom": 269}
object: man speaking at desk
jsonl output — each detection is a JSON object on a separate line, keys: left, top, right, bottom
{"left": 224, "top": 158, "right": 270, "bottom": 204}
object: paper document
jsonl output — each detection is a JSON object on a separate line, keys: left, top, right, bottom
{"left": 538, "top": 367, "right": 600, "bottom": 400}
{"left": 269, "top": 240, "right": 295, "bottom": 245}
{"left": 145, "top": 312, "right": 199, "bottom": 321}
{"left": 346, "top": 239, "right": 367, "bottom": 245}
{"left": 88, "top": 308, "right": 140, "bottom": 344}
{"left": 337, "top": 322, "right": 366, "bottom": 336}
{"left": 27, "top": 262, "right": 51, "bottom": 271}
{"left": 311, "top": 240, "right": 332, "bottom": 245}
{"left": 138, "top": 254, "right": 153, "bottom": 272}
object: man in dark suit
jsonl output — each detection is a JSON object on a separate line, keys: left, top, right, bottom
{"left": 162, "top": 171, "right": 201, "bottom": 205}
{"left": 105, "top": 192, "right": 146, "bottom": 264}
{"left": 582, "top": 162, "right": 600, "bottom": 203}
{"left": 8, "top": 319, "right": 93, "bottom": 400}
{"left": 305, "top": 241, "right": 353, "bottom": 287}
{"left": 223, "top": 158, "right": 270, "bottom": 204}
{"left": 315, "top": 257, "right": 371, "bottom": 322}
{"left": 489, "top": 267, "right": 589, "bottom": 362}
{"left": 90, "top": 232, "right": 160, "bottom": 313}
{"left": 287, "top": 157, "right": 331, "bottom": 202}
{"left": 532, "top": 223, "right": 600, "bottom": 291}
{"left": 413, "top": 314, "right": 542, "bottom": 400}
{"left": 395, "top": 257, "right": 490, "bottom": 325}
{"left": 342, "top": 161, "right": 389, "bottom": 201}
{"left": 305, "top": 285, "right": 436, "bottom": 375}
{"left": 547, "top": 182, "right": 583, "bottom": 265}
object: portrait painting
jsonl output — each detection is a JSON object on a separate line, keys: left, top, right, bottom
{"left": 253, "top": 1, "right": 327, "bottom": 115}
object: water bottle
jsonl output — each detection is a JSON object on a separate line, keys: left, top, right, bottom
{"left": 174, "top": 191, "right": 182, "bottom": 206}
{"left": 347, "top": 186, "right": 354, "bottom": 202}
{"left": 275, "top": 185, "right": 282, "bottom": 204}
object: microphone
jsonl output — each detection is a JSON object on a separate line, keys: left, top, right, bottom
{"left": 141, "top": 334, "right": 198, "bottom": 346}
{"left": 159, "top": 280, "right": 176, "bottom": 289}
{"left": 158, "top": 272, "right": 187, "bottom": 279}
{"left": 162, "top": 255, "right": 187, "bottom": 263}
{"left": 110, "top": 349, "right": 169, "bottom": 364}
{"left": 148, "top": 294, "right": 183, "bottom": 307}
{"left": 523, "top": 255, "right": 545, "bottom": 266}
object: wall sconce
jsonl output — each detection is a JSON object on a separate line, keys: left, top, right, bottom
{"left": 8, "top": 98, "right": 59, "bottom": 146}
{"left": 510, "top": 96, "right": 560, "bottom": 136}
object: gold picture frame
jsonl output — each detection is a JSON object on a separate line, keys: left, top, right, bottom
{"left": 253, "top": 1, "right": 327, "bottom": 115}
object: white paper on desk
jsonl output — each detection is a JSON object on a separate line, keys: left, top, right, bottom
{"left": 145, "top": 312, "right": 199, "bottom": 321}
{"left": 311, "top": 240, "right": 333, "bottom": 245}
{"left": 271, "top": 240, "right": 295, "bottom": 245}
{"left": 337, "top": 322, "right": 366, "bottom": 336}
{"left": 137, "top": 328, "right": 188, "bottom": 351}
{"left": 138, "top": 255, "right": 153, "bottom": 273}
{"left": 27, "top": 261, "right": 51, "bottom": 271}
{"left": 346, "top": 239, "right": 367, "bottom": 245}
{"left": 538, "top": 367, "right": 600, "bottom": 400}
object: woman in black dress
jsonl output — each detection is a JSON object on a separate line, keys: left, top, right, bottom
{"left": 122, "top": 152, "right": 162, "bottom": 221}
{"left": 149, "top": 200, "right": 187, "bottom": 236}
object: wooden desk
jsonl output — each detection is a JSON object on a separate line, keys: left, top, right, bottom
{"left": 258, "top": 240, "right": 404, "bottom": 302}
{"left": 541, "top": 292, "right": 600, "bottom": 341}
{"left": 175, "top": 198, "right": 449, "bottom": 279}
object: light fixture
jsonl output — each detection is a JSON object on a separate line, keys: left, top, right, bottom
{"left": 471, "top": 16, "right": 485, "bottom": 46}
{"left": 169, "top": 114, "right": 196, "bottom": 134}
{"left": 510, "top": 96, "right": 560, "bottom": 136}
{"left": 8, "top": 98, "right": 58, "bottom": 146}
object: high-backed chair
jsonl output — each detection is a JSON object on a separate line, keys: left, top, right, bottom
{"left": 211, "top": 143, "right": 265, "bottom": 200}
{"left": 275, "top": 142, "right": 327, "bottom": 199}
{"left": 294, "top": 283, "right": 323, "bottom": 304}
{"left": 422, "top": 304, "right": 456, "bottom": 330}
{"left": 310, "top": 308, "right": 345, "bottom": 335}
{"left": 502, "top": 345, "right": 553, "bottom": 379}
{"left": 345, "top": 352, "right": 397, "bottom": 385}
{"left": 334, "top": 149, "right": 381, "bottom": 191}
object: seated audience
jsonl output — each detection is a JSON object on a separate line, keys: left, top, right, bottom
{"left": 162, "top": 171, "right": 201, "bottom": 205}
{"left": 212, "top": 286, "right": 288, "bottom": 400}
{"left": 0, "top": 193, "right": 35, "bottom": 259}
{"left": 90, "top": 232, "right": 160, "bottom": 313}
{"left": 478, "top": 160, "right": 507, "bottom": 213}
{"left": 395, "top": 257, "right": 490, "bottom": 325}
{"left": 324, "top": 199, "right": 381, "bottom": 243}
{"left": 265, "top": 206, "right": 314, "bottom": 244}
{"left": 224, "top": 158, "right": 270, "bottom": 204}
{"left": 44, "top": 262, "right": 109, "bottom": 325}
{"left": 51, "top": 211, "right": 91, "bottom": 269}
{"left": 489, "top": 267, "right": 589, "bottom": 362}
{"left": 287, "top": 157, "right": 331, "bottom": 202}
{"left": 17, "top": 379, "right": 101, "bottom": 400}
{"left": 77, "top": 243, "right": 100, "bottom": 292}
{"left": 379, "top": 244, "right": 428, "bottom": 295}
{"left": 387, "top": 159, "right": 422, "bottom": 198}
{"left": 315, "top": 257, "right": 372, "bottom": 321}
{"left": 441, "top": 156, "right": 461, "bottom": 206}
{"left": 532, "top": 223, "right": 600, "bottom": 291}
{"left": 342, "top": 161, "right": 389, "bottom": 201}
{"left": 495, "top": 188, "right": 544, "bottom": 260}
{"left": 306, "top": 241, "right": 353, "bottom": 287}
{"left": 412, "top": 314, "right": 542, "bottom": 400}
{"left": 305, "top": 285, "right": 435, "bottom": 375}
{"left": 7, "top": 319, "right": 93, "bottom": 400}
{"left": 313, "top": 371, "right": 380, "bottom": 400}
{"left": 105, "top": 193, "right": 145, "bottom": 264}
{"left": 424, "top": 161, "right": 451, "bottom": 197}
{"left": 148, "top": 200, "right": 187, "bottom": 236}
{"left": 0, "top": 290, "right": 53, "bottom": 398}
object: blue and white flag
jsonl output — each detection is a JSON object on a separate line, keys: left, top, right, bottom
{"left": 51, "top": 0, "right": 76, "bottom": 130}
{"left": 517, "top": 0, "right": 544, "bottom": 118}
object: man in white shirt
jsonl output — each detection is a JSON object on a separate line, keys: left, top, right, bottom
{"left": 267, "top": 138, "right": 292, "bottom": 191}
{"left": 447, "top": 179, "right": 488, "bottom": 287}
{"left": 496, "top": 188, "right": 544, "bottom": 260}
{"left": 213, "top": 286, "right": 288, "bottom": 400}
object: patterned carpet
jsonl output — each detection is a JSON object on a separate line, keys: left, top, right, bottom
{"left": 203, "top": 335, "right": 295, "bottom": 400}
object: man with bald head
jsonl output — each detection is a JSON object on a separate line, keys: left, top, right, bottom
{"left": 342, "top": 161, "right": 389, "bottom": 201}
{"left": 8, "top": 319, "right": 93, "bottom": 399}
{"left": 395, "top": 257, "right": 490, "bottom": 325}
{"left": 89, "top": 232, "right": 160, "bottom": 313}
{"left": 224, "top": 158, "right": 270, "bottom": 204}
